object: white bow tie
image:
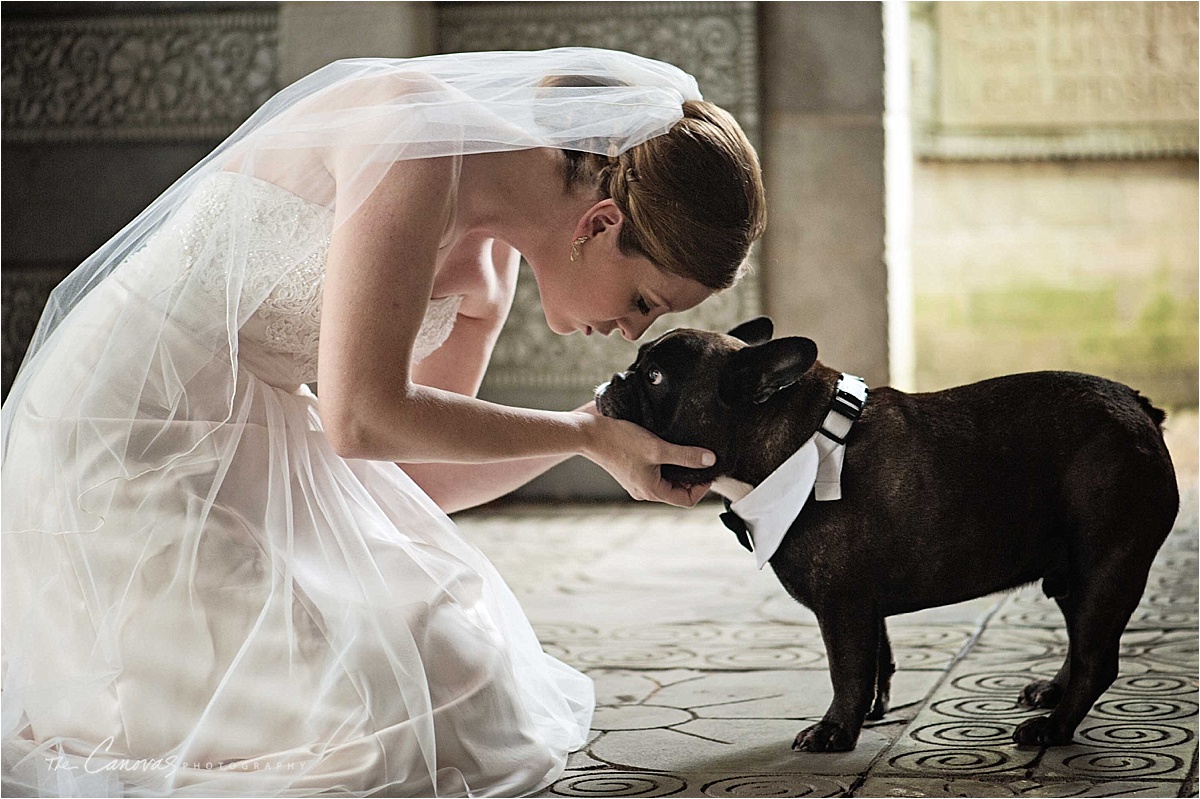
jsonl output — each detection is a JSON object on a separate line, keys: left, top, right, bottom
{"left": 720, "top": 374, "right": 868, "bottom": 569}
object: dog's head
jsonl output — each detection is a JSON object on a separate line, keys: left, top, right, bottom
{"left": 595, "top": 317, "right": 820, "bottom": 487}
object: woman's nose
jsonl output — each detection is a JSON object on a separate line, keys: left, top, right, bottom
{"left": 619, "top": 314, "right": 657, "bottom": 341}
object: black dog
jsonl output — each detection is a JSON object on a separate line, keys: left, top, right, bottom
{"left": 596, "top": 317, "right": 1178, "bottom": 752}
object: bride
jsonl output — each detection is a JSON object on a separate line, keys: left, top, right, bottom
{"left": 1, "top": 48, "right": 765, "bottom": 797}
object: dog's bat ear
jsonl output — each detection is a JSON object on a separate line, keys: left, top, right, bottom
{"left": 719, "top": 337, "right": 818, "bottom": 405}
{"left": 727, "top": 316, "right": 773, "bottom": 346}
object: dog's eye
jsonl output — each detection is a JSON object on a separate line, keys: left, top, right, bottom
{"left": 647, "top": 369, "right": 664, "bottom": 386}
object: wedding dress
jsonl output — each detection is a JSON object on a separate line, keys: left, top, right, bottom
{"left": 1, "top": 48, "right": 701, "bottom": 797}
{"left": 2, "top": 169, "right": 592, "bottom": 797}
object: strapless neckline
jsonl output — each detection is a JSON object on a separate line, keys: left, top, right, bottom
{"left": 213, "top": 171, "right": 332, "bottom": 213}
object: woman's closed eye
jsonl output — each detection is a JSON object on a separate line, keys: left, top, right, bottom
{"left": 634, "top": 294, "right": 652, "bottom": 316}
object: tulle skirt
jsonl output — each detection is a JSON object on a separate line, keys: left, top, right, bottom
{"left": 1, "top": 271, "right": 593, "bottom": 797}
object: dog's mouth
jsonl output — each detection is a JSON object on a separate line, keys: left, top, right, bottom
{"left": 593, "top": 381, "right": 618, "bottom": 417}
{"left": 594, "top": 375, "right": 643, "bottom": 425}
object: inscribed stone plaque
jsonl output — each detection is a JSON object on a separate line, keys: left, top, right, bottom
{"left": 912, "top": 2, "right": 1199, "bottom": 159}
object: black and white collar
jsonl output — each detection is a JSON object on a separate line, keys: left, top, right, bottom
{"left": 719, "top": 374, "right": 868, "bottom": 569}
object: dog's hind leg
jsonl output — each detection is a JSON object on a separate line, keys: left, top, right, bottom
{"left": 1018, "top": 593, "right": 1075, "bottom": 710}
{"left": 866, "top": 619, "right": 895, "bottom": 720}
{"left": 1012, "top": 556, "right": 1151, "bottom": 747}
{"left": 1014, "top": 428, "right": 1176, "bottom": 746}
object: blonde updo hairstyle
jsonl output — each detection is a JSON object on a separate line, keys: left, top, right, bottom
{"left": 545, "top": 76, "right": 766, "bottom": 291}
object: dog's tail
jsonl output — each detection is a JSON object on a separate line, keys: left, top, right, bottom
{"left": 1135, "top": 392, "right": 1168, "bottom": 431}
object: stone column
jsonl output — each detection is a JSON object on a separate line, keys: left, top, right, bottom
{"left": 759, "top": 2, "right": 889, "bottom": 386}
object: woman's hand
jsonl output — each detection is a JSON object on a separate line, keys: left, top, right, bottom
{"left": 578, "top": 412, "right": 714, "bottom": 507}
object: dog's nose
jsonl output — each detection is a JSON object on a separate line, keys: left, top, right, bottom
{"left": 597, "top": 372, "right": 630, "bottom": 398}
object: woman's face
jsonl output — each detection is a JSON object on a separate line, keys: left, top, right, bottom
{"left": 534, "top": 203, "right": 715, "bottom": 341}
{"left": 537, "top": 238, "right": 713, "bottom": 342}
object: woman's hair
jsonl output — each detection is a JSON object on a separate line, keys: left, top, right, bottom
{"left": 544, "top": 76, "right": 766, "bottom": 290}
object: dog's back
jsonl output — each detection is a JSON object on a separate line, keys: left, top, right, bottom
{"left": 778, "top": 370, "right": 1178, "bottom": 615}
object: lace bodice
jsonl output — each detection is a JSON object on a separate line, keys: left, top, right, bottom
{"left": 119, "top": 172, "right": 462, "bottom": 388}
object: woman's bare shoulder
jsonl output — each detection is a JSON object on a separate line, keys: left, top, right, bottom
{"left": 285, "top": 69, "right": 454, "bottom": 119}
{"left": 443, "top": 237, "right": 519, "bottom": 313}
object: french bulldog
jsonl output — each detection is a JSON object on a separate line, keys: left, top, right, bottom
{"left": 595, "top": 317, "right": 1178, "bottom": 752}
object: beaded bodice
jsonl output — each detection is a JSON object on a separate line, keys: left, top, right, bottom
{"left": 120, "top": 172, "right": 462, "bottom": 388}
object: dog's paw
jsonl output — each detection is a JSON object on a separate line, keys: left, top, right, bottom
{"left": 1012, "top": 716, "right": 1073, "bottom": 747}
{"left": 792, "top": 721, "right": 856, "bottom": 752}
{"left": 1018, "top": 679, "right": 1063, "bottom": 709}
{"left": 864, "top": 694, "right": 889, "bottom": 721}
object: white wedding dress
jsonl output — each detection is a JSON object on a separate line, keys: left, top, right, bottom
{"left": 1, "top": 171, "right": 593, "bottom": 797}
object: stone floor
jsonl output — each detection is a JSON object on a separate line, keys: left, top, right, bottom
{"left": 457, "top": 416, "right": 1199, "bottom": 799}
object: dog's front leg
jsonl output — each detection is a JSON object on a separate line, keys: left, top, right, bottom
{"left": 793, "top": 605, "right": 880, "bottom": 752}
{"left": 866, "top": 619, "right": 895, "bottom": 721}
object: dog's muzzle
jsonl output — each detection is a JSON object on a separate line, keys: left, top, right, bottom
{"left": 595, "top": 371, "right": 635, "bottom": 420}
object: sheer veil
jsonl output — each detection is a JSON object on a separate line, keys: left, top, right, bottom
{"left": 1, "top": 46, "right": 701, "bottom": 457}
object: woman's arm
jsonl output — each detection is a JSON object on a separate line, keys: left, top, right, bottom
{"left": 398, "top": 427, "right": 584, "bottom": 514}
{"left": 399, "top": 241, "right": 696, "bottom": 513}
{"left": 399, "top": 403, "right": 710, "bottom": 514}
{"left": 397, "top": 236, "right": 566, "bottom": 512}
{"left": 317, "top": 156, "right": 713, "bottom": 506}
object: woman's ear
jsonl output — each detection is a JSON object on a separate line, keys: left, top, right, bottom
{"left": 584, "top": 199, "right": 625, "bottom": 238}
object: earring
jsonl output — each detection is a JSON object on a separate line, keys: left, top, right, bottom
{"left": 570, "top": 235, "right": 588, "bottom": 262}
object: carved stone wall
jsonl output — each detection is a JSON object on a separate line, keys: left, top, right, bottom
{"left": 1, "top": 268, "right": 68, "bottom": 397}
{"left": 2, "top": 8, "right": 278, "bottom": 143}
{"left": 911, "top": 2, "right": 1199, "bottom": 159}
{"left": 438, "top": 1, "right": 762, "bottom": 396}
{"left": 2, "top": 4, "right": 280, "bottom": 397}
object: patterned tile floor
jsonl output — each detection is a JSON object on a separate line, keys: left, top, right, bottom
{"left": 457, "top": 417, "right": 1199, "bottom": 798}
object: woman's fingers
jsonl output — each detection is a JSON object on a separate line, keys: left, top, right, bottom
{"left": 583, "top": 416, "right": 717, "bottom": 505}
{"left": 655, "top": 479, "right": 712, "bottom": 508}
{"left": 657, "top": 441, "right": 716, "bottom": 470}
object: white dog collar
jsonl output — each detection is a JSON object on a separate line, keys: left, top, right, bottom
{"left": 719, "top": 374, "right": 868, "bottom": 569}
